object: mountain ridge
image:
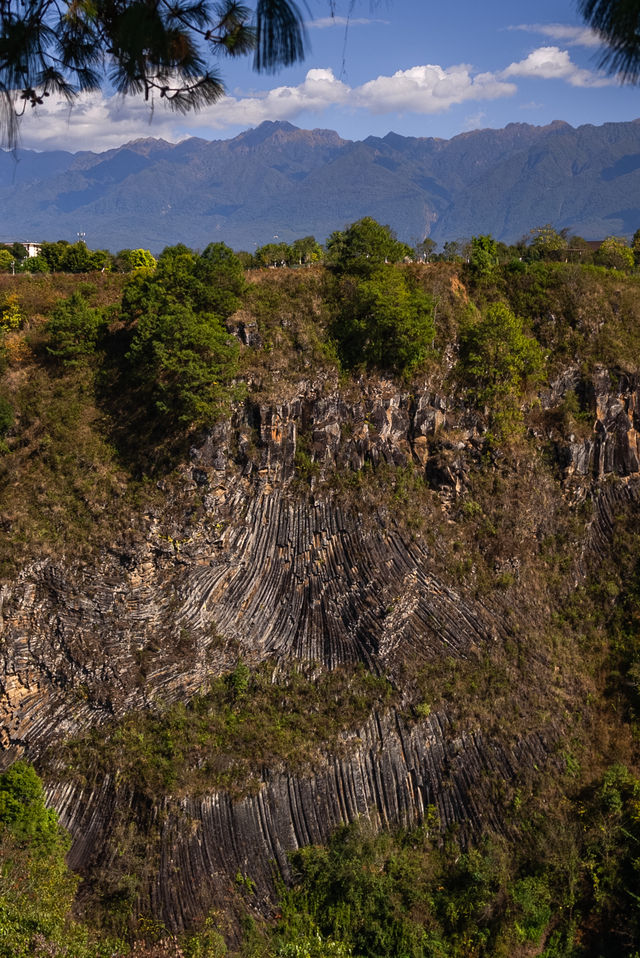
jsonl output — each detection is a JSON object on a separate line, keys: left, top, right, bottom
{"left": 1, "top": 117, "right": 640, "bottom": 251}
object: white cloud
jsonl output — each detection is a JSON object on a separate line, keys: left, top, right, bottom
{"left": 195, "top": 68, "right": 351, "bottom": 128}
{"left": 16, "top": 64, "right": 518, "bottom": 150}
{"left": 355, "top": 64, "right": 515, "bottom": 115}
{"left": 502, "top": 46, "right": 613, "bottom": 87}
{"left": 307, "top": 16, "right": 389, "bottom": 29}
{"left": 14, "top": 42, "right": 612, "bottom": 153}
{"left": 509, "top": 23, "right": 602, "bottom": 48}
{"left": 464, "top": 111, "right": 486, "bottom": 130}
{"left": 17, "top": 69, "right": 351, "bottom": 150}
{"left": 17, "top": 94, "right": 182, "bottom": 152}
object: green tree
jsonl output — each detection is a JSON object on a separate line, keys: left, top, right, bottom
{"left": 595, "top": 235, "right": 635, "bottom": 270}
{"left": 326, "top": 217, "right": 411, "bottom": 276}
{"left": 415, "top": 237, "right": 437, "bottom": 262}
{"left": 115, "top": 248, "right": 157, "bottom": 272}
{"left": 122, "top": 245, "right": 242, "bottom": 427}
{"left": 442, "top": 239, "right": 463, "bottom": 262}
{"left": 0, "top": 762, "right": 117, "bottom": 957}
{"left": 23, "top": 254, "right": 50, "bottom": 273}
{"left": 0, "top": 762, "right": 62, "bottom": 852}
{"left": 528, "top": 224, "right": 569, "bottom": 262}
{"left": 126, "top": 301, "right": 240, "bottom": 425}
{"left": 0, "top": 249, "right": 13, "bottom": 272}
{"left": 255, "top": 241, "right": 291, "bottom": 267}
{"left": 9, "top": 242, "right": 27, "bottom": 262}
{"left": 59, "top": 241, "right": 95, "bottom": 273}
{"left": 291, "top": 235, "right": 323, "bottom": 265}
{"left": 459, "top": 302, "right": 545, "bottom": 409}
{"left": 0, "top": 293, "right": 23, "bottom": 333}
{"left": 332, "top": 267, "right": 434, "bottom": 376}
{"left": 39, "top": 241, "right": 72, "bottom": 272}
{"left": 632, "top": 228, "right": 640, "bottom": 266}
{"left": 469, "top": 234, "right": 499, "bottom": 277}
{"left": 195, "top": 241, "right": 247, "bottom": 315}
{"left": 46, "top": 291, "right": 105, "bottom": 364}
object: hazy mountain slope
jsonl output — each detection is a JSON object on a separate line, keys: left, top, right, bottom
{"left": 1, "top": 118, "right": 639, "bottom": 250}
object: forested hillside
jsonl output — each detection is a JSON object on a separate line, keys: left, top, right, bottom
{"left": 1, "top": 227, "right": 640, "bottom": 957}
{"left": 2, "top": 117, "right": 640, "bottom": 250}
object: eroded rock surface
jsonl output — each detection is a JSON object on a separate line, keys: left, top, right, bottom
{"left": 2, "top": 368, "right": 639, "bottom": 932}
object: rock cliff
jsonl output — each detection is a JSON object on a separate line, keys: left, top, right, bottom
{"left": 1, "top": 365, "right": 639, "bottom": 933}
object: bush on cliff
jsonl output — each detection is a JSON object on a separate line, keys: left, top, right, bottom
{"left": 331, "top": 267, "right": 434, "bottom": 377}
{"left": 46, "top": 291, "right": 106, "bottom": 366}
{"left": 326, "top": 218, "right": 412, "bottom": 276}
{"left": 458, "top": 302, "right": 545, "bottom": 435}
{"left": 0, "top": 762, "right": 120, "bottom": 957}
{"left": 121, "top": 243, "right": 244, "bottom": 428}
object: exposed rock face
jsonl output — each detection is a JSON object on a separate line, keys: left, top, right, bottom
{"left": 1, "top": 367, "right": 639, "bottom": 933}
{"left": 49, "top": 712, "right": 553, "bottom": 933}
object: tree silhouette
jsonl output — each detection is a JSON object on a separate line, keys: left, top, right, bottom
{"left": 579, "top": 0, "right": 640, "bottom": 82}
{"left": 0, "top": 0, "right": 306, "bottom": 145}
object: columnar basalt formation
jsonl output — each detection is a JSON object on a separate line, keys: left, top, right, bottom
{"left": 1, "top": 368, "right": 639, "bottom": 933}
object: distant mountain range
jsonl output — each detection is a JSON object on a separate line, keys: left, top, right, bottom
{"left": 1, "top": 118, "right": 640, "bottom": 253}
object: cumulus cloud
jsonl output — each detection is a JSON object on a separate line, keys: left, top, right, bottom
{"left": 17, "top": 94, "right": 182, "bottom": 152}
{"left": 502, "top": 45, "right": 613, "bottom": 87}
{"left": 17, "top": 63, "right": 518, "bottom": 150}
{"left": 18, "top": 69, "right": 351, "bottom": 150}
{"left": 200, "top": 68, "right": 351, "bottom": 128}
{"left": 355, "top": 64, "right": 515, "bottom": 114}
{"left": 508, "top": 23, "right": 603, "bottom": 47}
{"left": 14, "top": 42, "right": 611, "bottom": 152}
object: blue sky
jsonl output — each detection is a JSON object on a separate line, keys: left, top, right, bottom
{"left": 17, "top": 0, "right": 640, "bottom": 151}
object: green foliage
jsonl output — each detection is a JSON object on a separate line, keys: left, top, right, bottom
{"left": 0, "top": 761, "right": 62, "bottom": 853}
{"left": 331, "top": 267, "right": 434, "bottom": 376}
{"left": 122, "top": 243, "right": 243, "bottom": 428}
{"left": 23, "top": 254, "right": 50, "bottom": 274}
{"left": 459, "top": 302, "right": 545, "bottom": 408}
{"left": 469, "top": 234, "right": 498, "bottom": 277}
{"left": 255, "top": 242, "right": 292, "bottom": 268}
{"left": 196, "top": 242, "right": 247, "bottom": 316}
{"left": 326, "top": 218, "right": 411, "bottom": 276}
{"left": 126, "top": 300, "right": 240, "bottom": 426}
{"left": 595, "top": 235, "right": 635, "bottom": 270}
{"left": 0, "top": 292, "right": 23, "bottom": 332}
{"left": 59, "top": 663, "right": 394, "bottom": 798}
{"left": 0, "top": 249, "right": 13, "bottom": 272}
{"left": 528, "top": 225, "right": 569, "bottom": 262}
{"left": 115, "top": 248, "right": 157, "bottom": 272}
{"left": 0, "top": 762, "right": 123, "bottom": 958}
{"left": 291, "top": 236, "right": 323, "bottom": 265}
{"left": 46, "top": 291, "right": 105, "bottom": 365}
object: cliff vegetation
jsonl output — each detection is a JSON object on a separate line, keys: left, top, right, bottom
{"left": 1, "top": 226, "right": 640, "bottom": 956}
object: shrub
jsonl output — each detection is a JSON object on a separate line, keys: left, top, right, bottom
{"left": 332, "top": 267, "right": 434, "bottom": 376}
{"left": 595, "top": 236, "right": 634, "bottom": 271}
{"left": 46, "top": 291, "right": 105, "bottom": 365}
{"left": 459, "top": 302, "right": 545, "bottom": 407}
{"left": 326, "top": 218, "right": 411, "bottom": 275}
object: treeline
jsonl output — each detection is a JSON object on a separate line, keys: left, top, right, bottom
{"left": 2, "top": 218, "right": 640, "bottom": 445}
{"left": 3, "top": 220, "right": 640, "bottom": 275}
{"left": 0, "top": 241, "right": 156, "bottom": 274}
